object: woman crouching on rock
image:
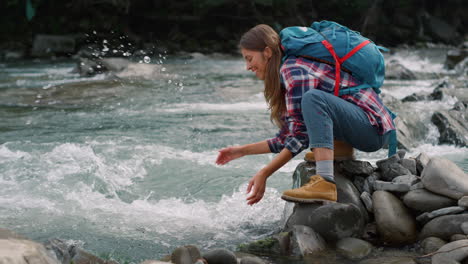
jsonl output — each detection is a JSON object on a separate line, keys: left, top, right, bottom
{"left": 215, "top": 24, "right": 395, "bottom": 205}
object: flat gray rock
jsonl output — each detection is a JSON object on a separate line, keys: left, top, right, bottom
{"left": 374, "top": 180, "right": 410, "bottom": 192}
{"left": 420, "top": 214, "right": 468, "bottom": 240}
{"left": 400, "top": 159, "right": 417, "bottom": 175}
{"left": 432, "top": 239, "right": 468, "bottom": 264}
{"left": 373, "top": 191, "right": 418, "bottom": 245}
{"left": 421, "top": 157, "right": 468, "bottom": 199}
{"left": 403, "top": 189, "right": 457, "bottom": 212}
{"left": 336, "top": 237, "right": 373, "bottom": 260}
{"left": 417, "top": 206, "right": 465, "bottom": 223}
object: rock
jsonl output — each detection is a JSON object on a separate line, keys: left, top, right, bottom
{"left": 171, "top": 245, "right": 201, "bottom": 264}
{"left": 238, "top": 233, "right": 288, "bottom": 256}
{"left": 459, "top": 196, "right": 468, "bottom": 207}
{"left": 100, "top": 58, "right": 131, "bottom": 72}
{"left": 420, "top": 214, "right": 468, "bottom": 240}
{"left": 421, "top": 237, "right": 447, "bottom": 254}
{"left": 202, "top": 249, "right": 237, "bottom": 264}
{"left": 376, "top": 154, "right": 401, "bottom": 172}
{"left": 451, "top": 234, "right": 468, "bottom": 241}
{"left": 445, "top": 49, "right": 468, "bottom": 70}
{"left": 44, "top": 239, "right": 73, "bottom": 264}
{"left": 385, "top": 59, "right": 417, "bottom": 80}
{"left": 363, "top": 173, "right": 379, "bottom": 194}
{"left": 400, "top": 159, "right": 417, "bottom": 175}
{"left": 432, "top": 239, "right": 468, "bottom": 264}
{"left": 402, "top": 93, "right": 428, "bottom": 102}
{"left": 373, "top": 191, "right": 418, "bottom": 245}
{"left": 141, "top": 261, "right": 173, "bottom": 264}
{"left": 31, "top": 34, "right": 76, "bottom": 57}
{"left": 285, "top": 202, "right": 365, "bottom": 243}
{"left": 70, "top": 247, "right": 118, "bottom": 264}
{"left": 415, "top": 153, "right": 430, "bottom": 176}
{"left": 374, "top": 180, "right": 410, "bottom": 192}
{"left": 336, "top": 237, "right": 372, "bottom": 259}
{"left": 290, "top": 225, "right": 326, "bottom": 257}
{"left": 431, "top": 110, "right": 468, "bottom": 147}
{"left": 0, "top": 239, "right": 61, "bottom": 264}
{"left": 417, "top": 206, "right": 466, "bottom": 223}
{"left": 410, "top": 182, "right": 425, "bottom": 190}
{"left": 336, "top": 160, "right": 375, "bottom": 177}
{"left": 381, "top": 163, "right": 412, "bottom": 181}
{"left": 394, "top": 117, "right": 417, "bottom": 150}
{"left": 239, "top": 256, "right": 266, "bottom": 264}
{"left": 392, "top": 175, "right": 419, "bottom": 185}
{"left": 335, "top": 173, "right": 369, "bottom": 222}
{"left": 359, "top": 256, "right": 417, "bottom": 264}
{"left": 462, "top": 222, "right": 468, "bottom": 235}
{"left": 403, "top": 189, "right": 457, "bottom": 212}
{"left": 421, "top": 157, "right": 468, "bottom": 199}
{"left": 360, "top": 192, "right": 373, "bottom": 212}
{"left": 354, "top": 176, "right": 366, "bottom": 193}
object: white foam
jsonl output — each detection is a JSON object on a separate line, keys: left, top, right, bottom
{"left": 0, "top": 144, "right": 31, "bottom": 162}
{"left": 386, "top": 50, "right": 446, "bottom": 73}
{"left": 163, "top": 102, "right": 268, "bottom": 113}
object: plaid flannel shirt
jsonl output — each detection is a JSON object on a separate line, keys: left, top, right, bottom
{"left": 267, "top": 56, "right": 395, "bottom": 157}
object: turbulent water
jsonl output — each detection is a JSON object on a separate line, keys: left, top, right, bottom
{"left": 0, "top": 47, "right": 467, "bottom": 263}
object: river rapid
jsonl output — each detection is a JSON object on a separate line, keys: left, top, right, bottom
{"left": 0, "top": 47, "right": 467, "bottom": 263}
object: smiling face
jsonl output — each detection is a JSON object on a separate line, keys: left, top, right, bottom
{"left": 241, "top": 48, "right": 270, "bottom": 80}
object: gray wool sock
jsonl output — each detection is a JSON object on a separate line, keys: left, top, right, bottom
{"left": 316, "top": 160, "right": 335, "bottom": 183}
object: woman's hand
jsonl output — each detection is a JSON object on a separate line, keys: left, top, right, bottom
{"left": 216, "top": 146, "right": 245, "bottom": 165}
{"left": 246, "top": 170, "right": 269, "bottom": 205}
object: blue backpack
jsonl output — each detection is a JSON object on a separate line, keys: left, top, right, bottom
{"left": 280, "top": 20, "right": 397, "bottom": 157}
{"left": 280, "top": 20, "right": 387, "bottom": 96}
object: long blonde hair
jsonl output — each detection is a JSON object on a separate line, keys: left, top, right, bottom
{"left": 239, "top": 24, "right": 285, "bottom": 128}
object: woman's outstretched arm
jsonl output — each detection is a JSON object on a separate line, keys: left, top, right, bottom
{"left": 215, "top": 140, "right": 271, "bottom": 165}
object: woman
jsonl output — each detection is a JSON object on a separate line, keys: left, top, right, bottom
{"left": 215, "top": 24, "right": 395, "bottom": 206}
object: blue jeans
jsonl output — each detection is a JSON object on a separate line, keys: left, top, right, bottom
{"left": 301, "top": 89, "right": 390, "bottom": 152}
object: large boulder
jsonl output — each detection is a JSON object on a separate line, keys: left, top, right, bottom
{"left": 421, "top": 157, "right": 468, "bottom": 200}
{"left": 373, "top": 191, "right": 418, "bottom": 245}
{"left": 445, "top": 49, "right": 468, "bottom": 70}
{"left": 403, "top": 188, "right": 457, "bottom": 212}
{"left": 385, "top": 60, "right": 417, "bottom": 80}
{"left": 420, "top": 214, "right": 468, "bottom": 240}
{"left": 431, "top": 109, "right": 468, "bottom": 147}
{"left": 284, "top": 202, "right": 365, "bottom": 243}
{"left": 290, "top": 225, "right": 327, "bottom": 257}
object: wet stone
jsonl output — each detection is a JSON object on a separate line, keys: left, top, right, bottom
{"left": 458, "top": 196, "right": 468, "bottom": 207}
{"left": 421, "top": 157, "right": 468, "bottom": 199}
{"left": 382, "top": 163, "right": 412, "bottom": 181}
{"left": 403, "top": 188, "right": 456, "bottom": 212}
{"left": 374, "top": 180, "right": 411, "bottom": 192}
{"left": 400, "top": 159, "right": 417, "bottom": 175}
{"left": 462, "top": 222, "right": 468, "bottom": 235}
{"left": 421, "top": 237, "right": 447, "bottom": 254}
{"left": 420, "top": 214, "right": 468, "bottom": 240}
{"left": 415, "top": 153, "right": 430, "bottom": 176}
{"left": 397, "top": 150, "right": 406, "bottom": 159}
{"left": 376, "top": 154, "right": 401, "bottom": 172}
{"left": 432, "top": 239, "right": 468, "bottom": 264}
{"left": 360, "top": 192, "right": 373, "bottom": 212}
{"left": 417, "top": 206, "right": 465, "bottom": 223}
{"left": 392, "top": 175, "right": 419, "bottom": 185}
{"left": 450, "top": 234, "right": 468, "bottom": 241}
{"left": 336, "top": 237, "right": 373, "bottom": 260}
{"left": 202, "top": 249, "right": 237, "bottom": 264}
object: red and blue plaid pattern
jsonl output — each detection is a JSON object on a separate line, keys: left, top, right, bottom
{"left": 267, "top": 56, "right": 395, "bottom": 156}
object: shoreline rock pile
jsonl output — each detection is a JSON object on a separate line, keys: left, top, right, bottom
{"left": 239, "top": 151, "right": 468, "bottom": 263}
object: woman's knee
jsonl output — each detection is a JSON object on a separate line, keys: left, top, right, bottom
{"left": 302, "top": 89, "right": 327, "bottom": 109}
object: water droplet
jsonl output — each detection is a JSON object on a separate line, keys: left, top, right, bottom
{"left": 143, "top": 56, "right": 151, "bottom": 63}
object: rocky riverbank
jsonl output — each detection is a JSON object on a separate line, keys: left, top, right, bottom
{"left": 2, "top": 151, "right": 467, "bottom": 264}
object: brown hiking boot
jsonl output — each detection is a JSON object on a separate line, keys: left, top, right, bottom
{"left": 304, "top": 140, "right": 355, "bottom": 162}
{"left": 281, "top": 175, "right": 337, "bottom": 203}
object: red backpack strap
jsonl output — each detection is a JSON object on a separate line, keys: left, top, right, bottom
{"left": 321, "top": 40, "right": 341, "bottom": 96}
